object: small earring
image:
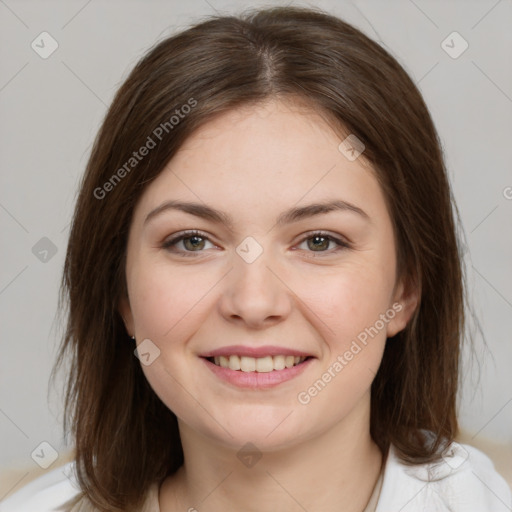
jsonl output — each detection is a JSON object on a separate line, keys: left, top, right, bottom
{"left": 131, "top": 335, "right": 135, "bottom": 340}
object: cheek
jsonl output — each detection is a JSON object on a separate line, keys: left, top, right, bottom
{"left": 295, "top": 266, "right": 392, "bottom": 414}
{"left": 129, "top": 262, "right": 214, "bottom": 339}
{"left": 298, "top": 261, "right": 395, "bottom": 345}
{"left": 128, "top": 264, "right": 209, "bottom": 421}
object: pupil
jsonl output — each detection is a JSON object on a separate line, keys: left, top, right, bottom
{"left": 185, "top": 236, "right": 204, "bottom": 250}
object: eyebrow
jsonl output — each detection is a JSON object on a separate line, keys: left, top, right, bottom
{"left": 144, "top": 198, "right": 371, "bottom": 229}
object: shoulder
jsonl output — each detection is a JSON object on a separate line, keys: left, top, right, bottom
{"left": 0, "top": 462, "right": 84, "bottom": 512}
{"left": 376, "top": 441, "right": 512, "bottom": 512}
{"left": 0, "top": 462, "right": 161, "bottom": 512}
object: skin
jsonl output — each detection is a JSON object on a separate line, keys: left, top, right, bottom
{"left": 119, "top": 98, "right": 418, "bottom": 512}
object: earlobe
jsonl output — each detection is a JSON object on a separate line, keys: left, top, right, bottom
{"left": 386, "top": 277, "right": 419, "bottom": 338}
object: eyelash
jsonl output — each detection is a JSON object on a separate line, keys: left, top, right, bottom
{"left": 161, "top": 230, "right": 350, "bottom": 257}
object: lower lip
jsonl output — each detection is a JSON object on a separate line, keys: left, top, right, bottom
{"left": 201, "top": 357, "right": 314, "bottom": 389}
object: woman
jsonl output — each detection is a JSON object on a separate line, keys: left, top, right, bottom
{"left": 3, "top": 6, "right": 511, "bottom": 512}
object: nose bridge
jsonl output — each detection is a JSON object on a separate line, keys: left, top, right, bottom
{"left": 219, "top": 235, "right": 292, "bottom": 325}
{"left": 232, "top": 235, "right": 277, "bottom": 293}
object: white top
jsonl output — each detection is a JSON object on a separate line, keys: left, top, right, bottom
{"left": 1, "top": 442, "right": 511, "bottom": 511}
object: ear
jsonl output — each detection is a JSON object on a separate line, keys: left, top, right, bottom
{"left": 118, "top": 293, "right": 135, "bottom": 338}
{"left": 386, "top": 274, "right": 419, "bottom": 338}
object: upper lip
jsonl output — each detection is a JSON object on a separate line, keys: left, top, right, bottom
{"left": 200, "top": 345, "right": 314, "bottom": 358}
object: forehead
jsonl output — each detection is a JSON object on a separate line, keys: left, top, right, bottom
{"left": 175, "top": 98, "right": 353, "bottom": 163}
{"left": 133, "top": 98, "right": 386, "bottom": 226}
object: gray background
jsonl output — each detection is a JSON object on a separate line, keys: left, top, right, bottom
{"left": 1, "top": 0, "right": 511, "bottom": 486}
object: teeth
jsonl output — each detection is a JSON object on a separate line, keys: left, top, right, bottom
{"left": 240, "top": 356, "right": 256, "bottom": 372}
{"left": 212, "top": 355, "right": 308, "bottom": 372}
{"left": 228, "top": 355, "right": 241, "bottom": 370}
{"left": 273, "top": 355, "right": 286, "bottom": 370}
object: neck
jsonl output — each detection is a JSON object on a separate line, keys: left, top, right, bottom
{"left": 160, "top": 395, "right": 382, "bottom": 512}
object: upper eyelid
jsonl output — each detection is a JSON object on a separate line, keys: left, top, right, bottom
{"left": 162, "top": 230, "right": 213, "bottom": 247}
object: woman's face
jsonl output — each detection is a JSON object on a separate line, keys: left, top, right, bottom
{"left": 120, "top": 99, "right": 416, "bottom": 450}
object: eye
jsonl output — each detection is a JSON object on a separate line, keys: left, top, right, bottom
{"left": 295, "top": 231, "right": 350, "bottom": 255}
{"left": 162, "top": 230, "right": 216, "bottom": 256}
{"left": 162, "top": 230, "right": 350, "bottom": 257}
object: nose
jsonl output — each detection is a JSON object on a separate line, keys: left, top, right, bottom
{"left": 218, "top": 248, "right": 293, "bottom": 329}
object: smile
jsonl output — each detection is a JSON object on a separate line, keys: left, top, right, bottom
{"left": 201, "top": 355, "right": 314, "bottom": 389}
{"left": 208, "top": 355, "right": 309, "bottom": 372}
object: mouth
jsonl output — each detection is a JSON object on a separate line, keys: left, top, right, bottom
{"left": 201, "top": 354, "right": 315, "bottom": 389}
{"left": 205, "top": 354, "right": 312, "bottom": 372}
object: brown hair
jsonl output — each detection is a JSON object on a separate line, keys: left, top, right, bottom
{"left": 52, "top": 6, "right": 467, "bottom": 511}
